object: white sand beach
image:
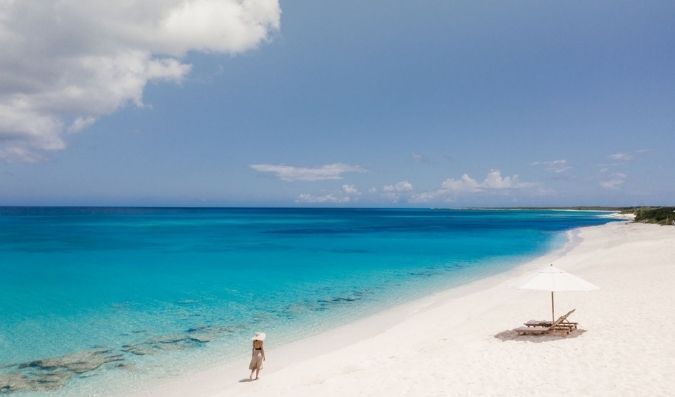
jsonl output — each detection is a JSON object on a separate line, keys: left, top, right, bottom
{"left": 128, "top": 221, "right": 675, "bottom": 397}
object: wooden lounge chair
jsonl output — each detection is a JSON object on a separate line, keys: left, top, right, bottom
{"left": 515, "top": 309, "right": 577, "bottom": 336}
{"left": 523, "top": 311, "right": 578, "bottom": 331}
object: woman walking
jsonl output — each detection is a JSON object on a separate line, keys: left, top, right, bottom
{"left": 248, "top": 332, "right": 266, "bottom": 380}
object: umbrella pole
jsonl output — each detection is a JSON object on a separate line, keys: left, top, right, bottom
{"left": 551, "top": 291, "right": 555, "bottom": 324}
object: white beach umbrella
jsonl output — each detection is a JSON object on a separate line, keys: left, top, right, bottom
{"left": 518, "top": 264, "right": 598, "bottom": 323}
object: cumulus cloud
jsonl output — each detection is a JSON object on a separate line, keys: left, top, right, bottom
{"left": 410, "top": 170, "right": 535, "bottom": 202}
{"left": 381, "top": 180, "right": 413, "bottom": 202}
{"left": 440, "top": 174, "right": 482, "bottom": 193}
{"left": 0, "top": 0, "right": 281, "bottom": 161}
{"left": 444, "top": 169, "right": 532, "bottom": 192}
{"left": 341, "top": 184, "right": 360, "bottom": 195}
{"left": 531, "top": 159, "right": 571, "bottom": 173}
{"left": 600, "top": 173, "right": 627, "bottom": 189}
{"left": 250, "top": 163, "right": 365, "bottom": 182}
{"left": 383, "top": 181, "right": 413, "bottom": 193}
{"left": 609, "top": 152, "right": 633, "bottom": 161}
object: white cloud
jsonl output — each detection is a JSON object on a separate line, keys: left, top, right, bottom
{"left": 484, "top": 169, "right": 532, "bottom": 189}
{"left": 411, "top": 170, "right": 535, "bottom": 202}
{"left": 250, "top": 163, "right": 365, "bottom": 182}
{"left": 444, "top": 169, "right": 532, "bottom": 192}
{"left": 67, "top": 116, "right": 97, "bottom": 133}
{"left": 341, "top": 184, "right": 360, "bottom": 195}
{"left": 296, "top": 193, "right": 351, "bottom": 204}
{"left": 609, "top": 152, "right": 633, "bottom": 161}
{"left": 382, "top": 180, "right": 413, "bottom": 202}
{"left": 0, "top": 0, "right": 281, "bottom": 161}
{"left": 408, "top": 190, "right": 443, "bottom": 203}
{"left": 440, "top": 174, "right": 482, "bottom": 193}
{"left": 531, "top": 159, "right": 571, "bottom": 173}
{"left": 383, "top": 181, "right": 413, "bottom": 193}
{"left": 0, "top": 146, "right": 42, "bottom": 163}
{"left": 600, "top": 173, "right": 627, "bottom": 189}
{"left": 296, "top": 184, "right": 360, "bottom": 204}
{"left": 411, "top": 152, "right": 433, "bottom": 164}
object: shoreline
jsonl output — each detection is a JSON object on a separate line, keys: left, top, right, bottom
{"left": 123, "top": 219, "right": 667, "bottom": 396}
{"left": 0, "top": 209, "right": 616, "bottom": 397}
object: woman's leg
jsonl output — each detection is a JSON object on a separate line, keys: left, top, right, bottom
{"left": 255, "top": 368, "right": 260, "bottom": 379}
{"left": 249, "top": 369, "right": 254, "bottom": 380}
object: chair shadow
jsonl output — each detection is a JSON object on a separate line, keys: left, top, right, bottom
{"left": 493, "top": 328, "right": 587, "bottom": 343}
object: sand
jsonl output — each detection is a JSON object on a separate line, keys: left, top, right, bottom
{"left": 127, "top": 221, "right": 675, "bottom": 397}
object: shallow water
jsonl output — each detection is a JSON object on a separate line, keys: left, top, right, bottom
{"left": 0, "top": 208, "right": 615, "bottom": 395}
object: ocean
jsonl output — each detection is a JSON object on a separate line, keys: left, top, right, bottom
{"left": 0, "top": 208, "right": 615, "bottom": 395}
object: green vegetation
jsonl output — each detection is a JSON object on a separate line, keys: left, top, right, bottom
{"left": 634, "top": 207, "right": 675, "bottom": 225}
{"left": 552, "top": 206, "right": 635, "bottom": 213}
{"left": 481, "top": 206, "right": 675, "bottom": 225}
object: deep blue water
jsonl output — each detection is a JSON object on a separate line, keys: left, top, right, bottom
{"left": 0, "top": 208, "right": 615, "bottom": 395}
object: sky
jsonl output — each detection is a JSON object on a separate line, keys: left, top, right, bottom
{"left": 0, "top": 0, "right": 674, "bottom": 207}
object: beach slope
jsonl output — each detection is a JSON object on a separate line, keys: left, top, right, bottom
{"left": 133, "top": 222, "right": 675, "bottom": 397}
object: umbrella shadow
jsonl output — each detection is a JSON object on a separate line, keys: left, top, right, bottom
{"left": 493, "top": 328, "right": 587, "bottom": 343}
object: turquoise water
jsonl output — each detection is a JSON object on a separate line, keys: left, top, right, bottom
{"left": 0, "top": 208, "right": 615, "bottom": 395}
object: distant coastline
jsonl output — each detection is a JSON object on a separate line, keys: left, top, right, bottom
{"left": 473, "top": 206, "right": 674, "bottom": 225}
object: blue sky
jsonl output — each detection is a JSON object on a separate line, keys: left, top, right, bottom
{"left": 0, "top": 0, "right": 674, "bottom": 206}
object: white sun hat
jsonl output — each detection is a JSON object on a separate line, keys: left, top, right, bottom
{"left": 251, "top": 332, "right": 266, "bottom": 341}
